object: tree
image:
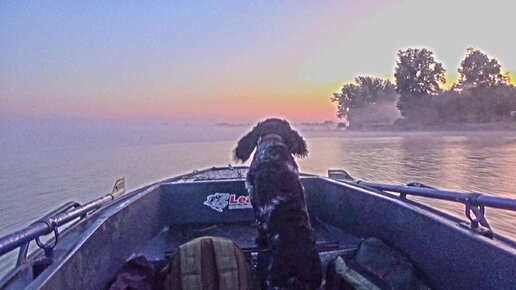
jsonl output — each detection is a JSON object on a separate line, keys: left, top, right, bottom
{"left": 394, "top": 48, "right": 446, "bottom": 118}
{"left": 438, "top": 86, "right": 516, "bottom": 123}
{"left": 331, "top": 83, "right": 360, "bottom": 119}
{"left": 453, "top": 48, "right": 511, "bottom": 91}
{"left": 331, "top": 76, "right": 398, "bottom": 127}
{"left": 354, "top": 76, "right": 397, "bottom": 104}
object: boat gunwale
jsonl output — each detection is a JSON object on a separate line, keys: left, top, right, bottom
{"left": 316, "top": 176, "right": 516, "bottom": 251}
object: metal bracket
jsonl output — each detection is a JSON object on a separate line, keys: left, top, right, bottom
{"left": 328, "top": 169, "right": 354, "bottom": 181}
{"left": 458, "top": 221, "right": 493, "bottom": 239}
{"left": 406, "top": 182, "right": 436, "bottom": 189}
{"left": 34, "top": 219, "right": 60, "bottom": 261}
{"left": 16, "top": 243, "right": 29, "bottom": 266}
{"left": 465, "top": 193, "right": 493, "bottom": 239}
{"left": 17, "top": 202, "right": 79, "bottom": 266}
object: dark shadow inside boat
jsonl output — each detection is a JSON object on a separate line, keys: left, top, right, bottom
{"left": 118, "top": 220, "right": 360, "bottom": 289}
{"left": 136, "top": 219, "right": 360, "bottom": 272}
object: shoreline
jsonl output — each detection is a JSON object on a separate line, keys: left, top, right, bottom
{"left": 3, "top": 122, "right": 515, "bottom": 153}
{"left": 296, "top": 122, "right": 516, "bottom": 139}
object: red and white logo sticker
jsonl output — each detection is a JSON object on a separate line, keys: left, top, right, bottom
{"left": 204, "top": 193, "right": 252, "bottom": 212}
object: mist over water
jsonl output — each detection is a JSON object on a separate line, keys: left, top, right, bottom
{"left": 1, "top": 127, "right": 515, "bottom": 274}
{"left": 0, "top": 119, "right": 251, "bottom": 150}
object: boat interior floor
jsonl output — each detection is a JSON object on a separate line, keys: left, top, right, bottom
{"left": 135, "top": 220, "right": 361, "bottom": 272}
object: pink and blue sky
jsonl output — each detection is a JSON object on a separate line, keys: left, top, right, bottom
{"left": 1, "top": 0, "right": 515, "bottom": 125}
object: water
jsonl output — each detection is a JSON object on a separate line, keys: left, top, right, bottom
{"left": 300, "top": 133, "right": 516, "bottom": 240}
{"left": 1, "top": 131, "right": 515, "bottom": 274}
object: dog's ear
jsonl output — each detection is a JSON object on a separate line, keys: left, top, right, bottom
{"left": 234, "top": 127, "right": 261, "bottom": 162}
{"left": 284, "top": 128, "right": 308, "bottom": 158}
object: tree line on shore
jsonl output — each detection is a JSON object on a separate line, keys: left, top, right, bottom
{"left": 331, "top": 48, "right": 515, "bottom": 129}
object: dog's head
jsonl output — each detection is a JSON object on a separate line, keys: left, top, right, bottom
{"left": 233, "top": 118, "right": 308, "bottom": 162}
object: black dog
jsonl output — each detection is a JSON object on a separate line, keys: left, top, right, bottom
{"left": 234, "top": 118, "right": 322, "bottom": 290}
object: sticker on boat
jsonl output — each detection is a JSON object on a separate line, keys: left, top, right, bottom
{"left": 204, "top": 193, "right": 252, "bottom": 212}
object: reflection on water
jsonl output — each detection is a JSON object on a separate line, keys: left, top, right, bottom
{"left": 0, "top": 132, "right": 515, "bottom": 273}
{"left": 300, "top": 133, "right": 516, "bottom": 239}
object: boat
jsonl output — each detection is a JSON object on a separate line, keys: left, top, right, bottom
{"left": 0, "top": 166, "right": 515, "bottom": 289}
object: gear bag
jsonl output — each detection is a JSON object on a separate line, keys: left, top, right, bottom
{"left": 161, "top": 236, "right": 256, "bottom": 290}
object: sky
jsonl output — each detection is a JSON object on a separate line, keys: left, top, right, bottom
{"left": 1, "top": 0, "right": 516, "bottom": 126}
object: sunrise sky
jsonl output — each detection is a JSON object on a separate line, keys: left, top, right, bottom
{"left": 1, "top": 0, "right": 515, "bottom": 125}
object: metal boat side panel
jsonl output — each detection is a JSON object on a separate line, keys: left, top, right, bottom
{"left": 303, "top": 177, "right": 516, "bottom": 290}
{"left": 27, "top": 185, "right": 164, "bottom": 290}
{"left": 161, "top": 180, "right": 255, "bottom": 225}
{"left": 29, "top": 179, "right": 253, "bottom": 289}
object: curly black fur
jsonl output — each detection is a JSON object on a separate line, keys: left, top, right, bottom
{"left": 234, "top": 118, "right": 321, "bottom": 290}
{"left": 234, "top": 118, "right": 307, "bottom": 162}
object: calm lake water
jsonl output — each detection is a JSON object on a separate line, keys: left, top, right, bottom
{"left": 1, "top": 131, "right": 515, "bottom": 273}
